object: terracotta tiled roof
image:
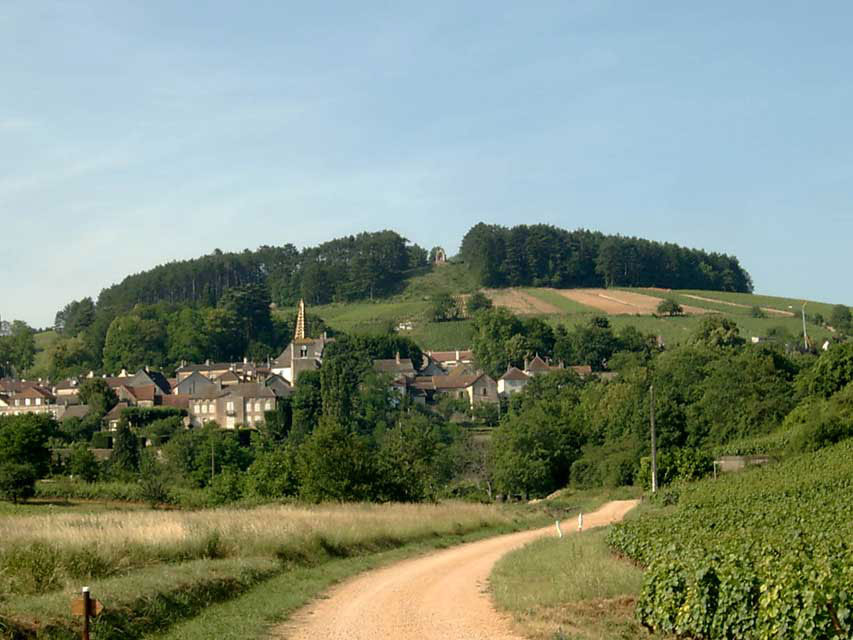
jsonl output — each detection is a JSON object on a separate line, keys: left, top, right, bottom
{"left": 570, "top": 365, "right": 593, "bottom": 377}
{"left": 499, "top": 367, "right": 529, "bottom": 382}
{"left": 61, "top": 404, "right": 91, "bottom": 420}
{"left": 525, "top": 355, "right": 552, "bottom": 373}
{"left": 432, "top": 374, "right": 483, "bottom": 390}
{"left": 225, "top": 383, "right": 277, "bottom": 399}
{"left": 373, "top": 358, "right": 416, "bottom": 375}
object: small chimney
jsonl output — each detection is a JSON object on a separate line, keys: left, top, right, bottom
{"left": 524, "top": 357, "right": 529, "bottom": 371}
{"left": 205, "top": 359, "right": 211, "bottom": 366}
{"left": 395, "top": 351, "right": 401, "bottom": 365}
{"left": 243, "top": 357, "right": 248, "bottom": 364}
{"left": 145, "top": 365, "right": 150, "bottom": 373}
{"left": 455, "top": 350, "right": 460, "bottom": 361}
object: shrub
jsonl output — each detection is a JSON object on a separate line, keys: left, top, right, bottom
{"left": 0, "top": 462, "right": 37, "bottom": 503}
{"left": 68, "top": 442, "right": 100, "bottom": 483}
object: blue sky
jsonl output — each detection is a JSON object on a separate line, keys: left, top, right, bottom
{"left": 2, "top": 1, "right": 851, "bottom": 327}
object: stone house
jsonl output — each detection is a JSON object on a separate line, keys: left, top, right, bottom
{"left": 189, "top": 383, "right": 279, "bottom": 430}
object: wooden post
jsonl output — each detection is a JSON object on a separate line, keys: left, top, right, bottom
{"left": 82, "top": 586, "right": 90, "bottom": 640}
{"left": 650, "top": 384, "right": 658, "bottom": 494}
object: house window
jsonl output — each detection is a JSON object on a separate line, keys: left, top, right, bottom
{"left": 458, "top": 391, "right": 464, "bottom": 399}
{"left": 207, "top": 403, "right": 214, "bottom": 414}
{"left": 254, "top": 401, "right": 261, "bottom": 412}
{"left": 25, "top": 398, "right": 31, "bottom": 406}
{"left": 35, "top": 398, "right": 41, "bottom": 406}
{"left": 265, "top": 400, "right": 272, "bottom": 410}
{"left": 14, "top": 399, "right": 20, "bottom": 406}
{"left": 226, "top": 401, "right": 234, "bottom": 412}
{"left": 482, "top": 388, "right": 487, "bottom": 396}
{"left": 300, "top": 346, "right": 308, "bottom": 357}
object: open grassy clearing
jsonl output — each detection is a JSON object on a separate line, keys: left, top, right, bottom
{"left": 491, "top": 528, "right": 647, "bottom": 640}
{"left": 0, "top": 501, "right": 541, "bottom": 639}
{"left": 678, "top": 289, "right": 841, "bottom": 318}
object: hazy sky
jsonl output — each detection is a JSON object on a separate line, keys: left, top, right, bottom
{"left": 2, "top": 2, "right": 852, "bottom": 327}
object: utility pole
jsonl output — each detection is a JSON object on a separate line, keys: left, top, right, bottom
{"left": 802, "top": 302, "right": 809, "bottom": 351}
{"left": 211, "top": 438, "right": 215, "bottom": 484}
{"left": 650, "top": 383, "right": 658, "bottom": 494}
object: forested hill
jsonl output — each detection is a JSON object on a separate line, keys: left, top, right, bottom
{"left": 96, "top": 230, "right": 427, "bottom": 313}
{"left": 460, "top": 223, "right": 753, "bottom": 292}
{"left": 92, "top": 223, "right": 751, "bottom": 319}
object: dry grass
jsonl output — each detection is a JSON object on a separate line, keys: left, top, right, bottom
{"left": 0, "top": 502, "right": 524, "bottom": 595}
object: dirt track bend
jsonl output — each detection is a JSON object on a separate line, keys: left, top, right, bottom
{"left": 273, "top": 499, "right": 639, "bottom": 640}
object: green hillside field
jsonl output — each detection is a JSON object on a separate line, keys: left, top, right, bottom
{"left": 282, "top": 264, "right": 837, "bottom": 351}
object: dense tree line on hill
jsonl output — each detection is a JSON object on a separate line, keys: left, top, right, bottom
{"left": 460, "top": 223, "right": 753, "bottom": 292}
{"left": 92, "top": 230, "right": 425, "bottom": 314}
{"left": 46, "top": 230, "right": 424, "bottom": 374}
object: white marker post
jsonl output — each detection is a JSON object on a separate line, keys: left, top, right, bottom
{"left": 555, "top": 520, "right": 563, "bottom": 538}
{"left": 578, "top": 512, "right": 583, "bottom": 532}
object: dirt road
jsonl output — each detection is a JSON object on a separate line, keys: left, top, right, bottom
{"left": 274, "top": 499, "right": 639, "bottom": 640}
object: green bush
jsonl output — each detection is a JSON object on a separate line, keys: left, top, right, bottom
{"left": 0, "top": 462, "right": 37, "bottom": 503}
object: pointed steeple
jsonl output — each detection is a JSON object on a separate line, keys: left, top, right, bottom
{"left": 294, "top": 299, "right": 306, "bottom": 341}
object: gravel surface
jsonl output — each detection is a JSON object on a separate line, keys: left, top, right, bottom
{"left": 274, "top": 499, "right": 639, "bottom": 640}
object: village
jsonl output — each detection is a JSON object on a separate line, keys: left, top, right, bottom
{"left": 0, "top": 299, "right": 592, "bottom": 435}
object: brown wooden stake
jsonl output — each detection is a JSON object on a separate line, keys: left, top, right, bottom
{"left": 82, "top": 587, "right": 90, "bottom": 640}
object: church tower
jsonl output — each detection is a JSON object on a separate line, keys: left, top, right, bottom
{"left": 294, "top": 299, "right": 306, "bottom": 341}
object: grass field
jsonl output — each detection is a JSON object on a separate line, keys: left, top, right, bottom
{"left": 0, "top": 500, "right": 540, "bottom": 639}
{"left": 273, "top": 264, "right": 839, "bottom": 352}
{"left": 491, "top": 528, "right": 646, "bottom": 640}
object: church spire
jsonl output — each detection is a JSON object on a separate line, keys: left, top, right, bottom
{"left": 294, "top": 299, "right": 306, "bottom": 340}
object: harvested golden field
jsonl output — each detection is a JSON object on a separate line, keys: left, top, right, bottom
{"left": 485, "top": 288, "right": 564, "bottom": 314}
{"left": 553, "top": 288, "right": 710, "bottom": 316}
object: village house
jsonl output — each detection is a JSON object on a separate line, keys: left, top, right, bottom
{"left": 497, "top": 366, "right": 529, "bottom": 396}
{"left": 0, "top": 385, "right": 64, "bottom": 419}
{"left": 188, "top": 382, "right": 280, "bottom": 430}
{"left": 173, "top": 371, "right": 218, "bottom": 396}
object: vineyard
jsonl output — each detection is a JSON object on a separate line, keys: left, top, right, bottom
{"left": 607, "top": 440, "right": 853, "bottom": 639}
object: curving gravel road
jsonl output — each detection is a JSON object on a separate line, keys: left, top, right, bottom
{"left": 273, "top": 499, "right": 639, "bottom": 640}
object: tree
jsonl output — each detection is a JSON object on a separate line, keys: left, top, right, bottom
{"left": 800, "top": 342, "right": 853, "bottom": 398}
{"left": 77, "top": 379, "right": 118, "bottom": 418}
{"left": 0, "top": 463, "right": 37, "bottom": 503}
{"left": 102, "top": 312, "right": 167, "bottom": 371}
{"left": 3, "top": 321, "right": 36, "bottom": 373}
{"left": 471, "top": 308, "right": 524, "bottom": 378}
{"left": 167, "top": 307, "right": 209, "bottom": 366}
{"left": 55, "top": 298, "right": 96, "bottom": 336}
{"left": 110, "top": 422, "right": 140, "bottom": 476}
{"left": 245, "top": 445, "right": 300, "bottom": 498}
{"left": 830, "top": 305, "right": 852, "bottom": 332}
{"left": 68, "top": 442, "right": 100, "bottom": 483}
{"left": 297, "top": 420, "right": 376, "bottom": 502}
{"left": 291, "top": 370, "right": 323, "bottom": 440}
{"left": 691, "top": 316, "right": 744, "bottom": 349}
{"left": 657, "top": 298, "right": 683, "bottom": 317}
{"left": 466, "top": 291, "right": 493, "bottom": 315}
{"left": 218, "top": 284, "right": 274, "bottom": 351}
{"left": 428, "top": 293, "right": 458, "bottom": 322}
{"left": 0, "top": 413, "right": 55, "bottom": 477}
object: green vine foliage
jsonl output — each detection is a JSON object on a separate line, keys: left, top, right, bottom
{"left": 607, "top": 439, "right": 853, "bottom": 639}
